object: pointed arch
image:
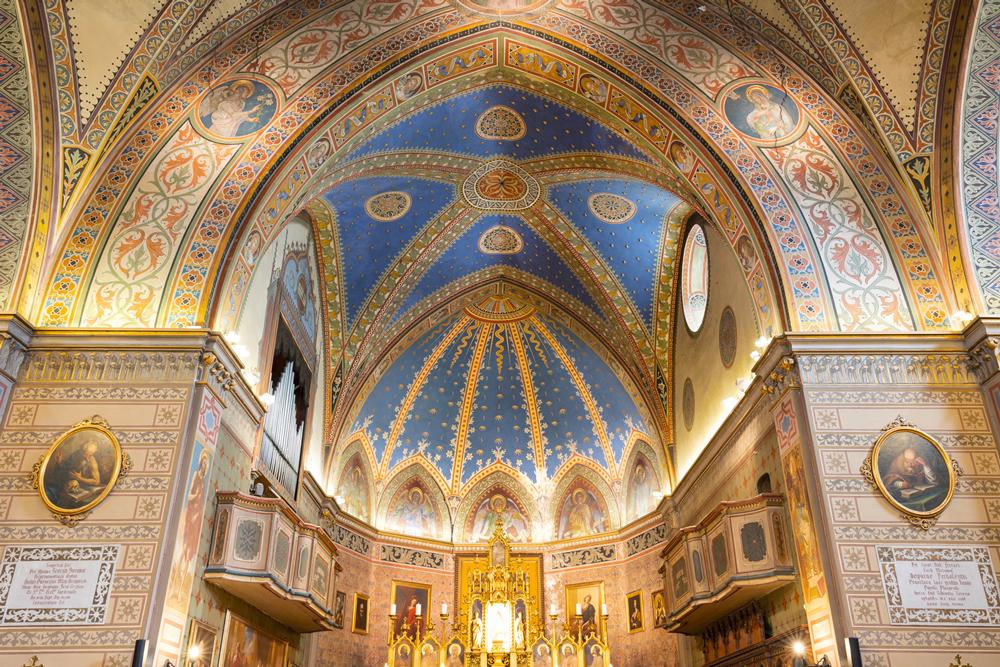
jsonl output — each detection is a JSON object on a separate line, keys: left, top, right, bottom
{"left": 377, "top": 462, "right": 451, "bottom": 540}
{"left": 332, "top": 443, "right": 375, "bottom": 524}
{"left": 456, "top": 472, "right": 536, "bottom": 543}
{"left": 550, "top": 465, "right": 619, "bottom": 541}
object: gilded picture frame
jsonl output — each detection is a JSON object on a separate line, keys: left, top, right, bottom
{"left": 332, "top": 590, "right": 346, "bottom": 629}
{"left": 352, "top": 592, "right": 370, "bottom": 635}
{"left": 220, "top": 611, "right": 288, "bottom": 667}
{"left": 30, "top": 415, "right": 131, "bottom": 524}
{"left": 390, "top": 580, "right": 432, "bottom": 640}
{"left": 185, "top": 618, "right": 217, "bottom": 667}
{"left": 861, "top": 418, "right": 961, "bottom": 530}
{"left": 564, "top": 581, "right": 604, "bottom": 639}
{"left": 625, "top": 590, "right": 644, "bottom": 634}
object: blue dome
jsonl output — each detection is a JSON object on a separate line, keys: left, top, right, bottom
{"left": 346, "top": 291, "right": 653, "bottom": 493}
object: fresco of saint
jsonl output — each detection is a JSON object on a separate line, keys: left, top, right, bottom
{"left": 558, "top": 487, "right": 608, "bottom": 539}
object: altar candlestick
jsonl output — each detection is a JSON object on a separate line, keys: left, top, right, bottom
{"left": 550, "top": 603, "right": 557, "bottom": 616}
{"left": 575, "top": 603, "right": 582, "bottom": 616}
{"left": 416, "top": 603, "right": 422, "bottom": 616}
{"left": 390, "top": 603, "right": 397, "bottom": 616}
{"left": 441, "top": 603, "right": 447, "bottom": 615}
{"left": 601, "top": 603, "right": 608, "bottom": 616}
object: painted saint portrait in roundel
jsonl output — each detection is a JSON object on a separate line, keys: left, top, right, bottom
{"left": 469, "top": 492, "right": 530, "bottom": 542}
{"left": 723, "top": 82, "right": 801, "bottom": 144}
{"left": 197, "top": 78, "right": 278, "bottom": 139}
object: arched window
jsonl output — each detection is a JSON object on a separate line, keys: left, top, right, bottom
{"left": 682, "top": 223, "right": 709, "bottom": 332}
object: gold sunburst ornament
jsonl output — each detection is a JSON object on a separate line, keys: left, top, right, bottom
{"left": 30, "top": 415, "right": 131, "bottom": 526}
{"left": 860, "top": 416, "right": 960, "bottom": 530}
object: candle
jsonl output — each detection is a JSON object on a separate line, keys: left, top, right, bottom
{"left": 575, "top": 603, "right": 582, "bottom": 616}
{"left": 601, "top": 604, "right": 608, "bottom": 616}
{"left": 442, "top": 602, "right": 448, "bottom": 615}
{"left": 550, "top": 603, "right": 557, "bottom": 616}
{"left": 416, "top": 603, "right": 422, "bottom": 616}
{"left": 390, "top": 603, "right": 397, "bottom": 616}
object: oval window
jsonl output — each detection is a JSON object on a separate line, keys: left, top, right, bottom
{"left": 682, "top": 223, "right": 709, "bottom": 332}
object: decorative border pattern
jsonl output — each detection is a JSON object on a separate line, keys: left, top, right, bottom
{"left": 380, "top": 544, "right": 447, "bottom": 569}
{"left": 0, "top": 0, "right": 33, "bottom": 309}
{"left": 549, "top": 544, "right": 616, "bottom": 569}
{"left": 960, "top": 0, "right": 1000, "bottom": 311}
{"left": 327, "top": 523, "right": 371, "bottom": 556}
{"left": 624, "top": 523, "right": 668, "bottom": 557}
{"left": 877, "top": 545, "right": 1000, "bottom": 625}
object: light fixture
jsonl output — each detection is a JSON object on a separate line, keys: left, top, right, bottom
{"left": 224, "top": 331, "right": 240, "bottom": 345}
{"left": 260, "top": 392, "right": 275, "bottom": 407}
{"left": 950, "top": 310, "right": 973, "bottom": 328}
{"left": 750, "top": 350, "right": 762, "bottom": 362}
{"left": 754, "top": 335, "right": 770, "bottom": 349}
{"left": 735, "top": 377, "right": 751, "bottom": 393}
{"left": 792, "top": 640, "right": 806, "bottom": 656}
{"left": 722, "top": 396, "right": 739, "bottom": 411}
{"left": 187, "top": 644, "right": 203, "bottom": 660}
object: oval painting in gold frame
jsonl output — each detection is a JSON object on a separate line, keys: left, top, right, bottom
{"left": 35, "top": 417, "right": 124, "bottom": 516}
{"left": 871, "top": 425, "right": 955, "bottom": 519}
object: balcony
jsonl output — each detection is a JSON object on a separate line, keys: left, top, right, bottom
{"left": 205, "top": 492, "right": 339, "bottom": 632}
{"left": 660, "top": 493, "right": 796, "bottom": 634}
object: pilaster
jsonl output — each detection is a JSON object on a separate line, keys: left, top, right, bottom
{"left": 752, "top": 331, "right": 999, "bottom": 667}
{"left": 757, "top": 340, "right": 842, "bottom": 666}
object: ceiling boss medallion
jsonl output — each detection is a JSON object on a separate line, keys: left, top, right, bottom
{"left": 475, "top": 105, "right": 526, "bottom": 140}
{"left": 478, "top": 225, "right": 523, "bottom": 255}
{"left": 365, "top": 191, "right": 411, "bottom": 221}
{"left": 588, "top": 192, "right": 637, "bottom": 224}
{"left": 462, "top": 159, "right": 540, "bottom": 211}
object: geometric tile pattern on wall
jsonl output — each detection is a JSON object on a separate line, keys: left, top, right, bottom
{"left": 0, "top": 348, "right": 198, "bottom": 666}
{"left": 798, "top": 351, "right": 1000, "bottom": 664}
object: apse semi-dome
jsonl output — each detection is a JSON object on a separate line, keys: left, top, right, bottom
{"left": 343, "top": 292, "right": 655, "bottom": 495}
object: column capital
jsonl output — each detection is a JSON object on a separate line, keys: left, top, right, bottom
{"left": 963, "top": 317, "right": 1000, "bottom": 384}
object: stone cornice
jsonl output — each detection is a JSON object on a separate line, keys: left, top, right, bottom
{"left": 753, "top": 331, "right": 976, "bottom": 391}
{"left": 0, "top": 318, "right": 265, "bottom": 419}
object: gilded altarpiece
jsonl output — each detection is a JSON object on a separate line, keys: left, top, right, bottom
{"left": 455, "top": 529, "right": 543, "bottom": 666}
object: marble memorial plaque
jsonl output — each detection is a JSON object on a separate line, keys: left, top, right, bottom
{"left": 877, "top": 545, "right": 1000, "bottom": 625}
{"left": 0, "top": 544, "right": 119, "bottom": 625}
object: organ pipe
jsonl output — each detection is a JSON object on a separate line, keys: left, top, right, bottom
{"left": 260, "top": 361, "right": 304, "bottom": 493}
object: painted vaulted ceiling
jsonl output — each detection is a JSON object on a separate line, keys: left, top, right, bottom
{"left": 8, "top": 0, "right": 993, "bottom": 530}
{"left": 346, "top": 290, "right": 652, "bottom": 493}
{"left": 316, "top": 80, "right": 682, "bottom": 494}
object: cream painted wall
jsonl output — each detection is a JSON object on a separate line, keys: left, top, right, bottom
{"left": 672, "top": 221, "right": 760, "bottom": 480}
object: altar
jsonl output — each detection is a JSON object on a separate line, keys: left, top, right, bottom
{"left": 386, "top": 527, "right": 611, "bottom": 666}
